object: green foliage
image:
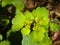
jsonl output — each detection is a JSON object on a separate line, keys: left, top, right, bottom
{"left": 2, "top": 0, "right": 24, "bottom": 10}
{"left": 7, "top": 29, "right": 12, "bottom": 37}
{"left": 12, "top": 10, "right": 25, "bottom": 25}
{"left": 32, "top": 7, "right": 50, "bottom": 29}
{"left": 0, "top": 40, "right": 10, "bottom": 45}
{"left": 1, "top": 0, "right": 59, "bottom": 44}
{"left": 32, "top": 7, "right": 49, "bottom": 19}
{"left": 11, "top": 10, "right": 26, "bottom": 31}
{"left": 2, "top": 0, "right": 13, "bottom": 6}
{"left": 0, "top": 19, "right": 10, "bottom": 26}
{"left": 22, "top": 35, "right": 32, "bottom": 45}
{"left": 30, "top": 29, "right": 46, "bottom": 42}
{"left": 12, "top": 0, "right": 24, "bottom": 10}
{"left": 10, "top": 7, "right": 52, "bottom": 45}
{"left": 50, "top": 22, "right": 60, "bottom": 32}
{"left": 22, "top": 33, "right": 51, "bottom": 45}
{"left": 39, "top": 33, "right": 52, "bottom": 45}
{"left": 0, "top": 34, "right": 3, "bottom": 41}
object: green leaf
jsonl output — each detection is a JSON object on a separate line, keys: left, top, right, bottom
{"left": 22, "top": 33, "right": 51, "bottom": 45}
{"left": 32, "top": 7, "right": 41, "bottom": 18}
{"left": 2, "top": 0, "right": 24, "bottom": 10}
{"left": 7, "top": 29, "right": 12, "bottom": 37}
{"left": 11, "top": 25, "right": 22, "bottom": 31}
{"left": 2, "top": 0, "right": 13, "bottom": 7}
{"left": 12, "top": 10, "right": 25, "bottom": 24}
{"left": 37, "top": 27, "right": 46, "bottom": 41}
{"left": 32, "top": 7, "right": 49, "bottom": 19}
{"left": 50, "top": 22, "right": 60, "bottom": 32}
{"left": 39, "top": 34, "right": 52, "bottom": 45}
{"left": 30, "top": 31, "right": 38, "bottom": 42}
{"left": 0, "top": 40, "right": 10, "bottom": 45}
{"left": 22, "top": 35, "right": 32, "bottom": 45}
{"left": 12, "top": 10, "right": 26, "bottom": 31}
{"left": 12, "top": 10, "right": 25, "bottom": 25}
{"left": 38, "top": 7, "right": 49, "bottom": 17}
{"left": 30, "top": 28, "right": 46, "bottom": 42}
{"left": 0, "top": 19, "right": 10, "bottom": 26}
{"left": 12, "top": 0, "right": 24, "bottom": 10}
{"left": 2, "top": 19, "right": 10, "bottom": 25}
{"left": 22, "top": 35, "right": 38, "bottom": 45}
{"left": 0, "top": 34, "right": 3, "bottom": 41}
